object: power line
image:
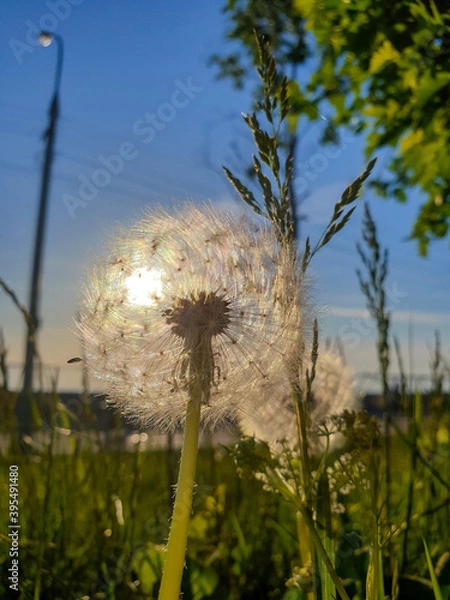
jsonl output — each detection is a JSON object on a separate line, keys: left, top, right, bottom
{"left": 0, "top": 159, "right": 78, "bottom": 185}
{"left": 0, "top": 127, "right": 39, "bottom": 139}
{"left": 55, "top": 149, "right": 183, "bottom": 194}
{"left": 0, "top": 160, "right": 39, "bottom": 176}
{"left": 61, "top": 114, "right": 134, "bottom": 141}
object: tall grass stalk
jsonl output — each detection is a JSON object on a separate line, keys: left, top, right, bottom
{"left": 0, "top": 329, "right": 8, "bottom": 391}
{"left": 0, "top": 276, "right": 42, "bottom": 435}
{"left": 295, "top": 502, "right": 350, "bottom": 600}
{"left": 356, "top": 204, "right": 391, "bottom": 525}
{"left": 224, "top": 32, "right": 376, "bottom": 600}
{"left": 366, "top": 448, "right": 384, "bottom": 600}
{"left": 423, "top": 538, "right": 445, "bottom": 600}
{"left": 356, "top": 203, "right": 393, "bottom": 593}
{"left": 395, "top": 336, "right": 417, "bottom": 571}
{"left": 34, "top": 392, "right": 58, "bottom": 600}
{"left": 317, "top": 470, "right": 336, "bottom": 600}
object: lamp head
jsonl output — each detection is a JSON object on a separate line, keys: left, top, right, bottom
{"left": 38, "top": 31, "right": 54, "bottom": 47}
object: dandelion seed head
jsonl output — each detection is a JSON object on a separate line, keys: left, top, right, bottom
{"left": 77, "top": 203, "right": 301, "bottom": 429}
{"left": 238, "top": 351, "right": 358, "bottom": 452}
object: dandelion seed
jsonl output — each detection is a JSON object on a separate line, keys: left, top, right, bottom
{"left": 67, "top": 357, "right": 82, "bottom": 364}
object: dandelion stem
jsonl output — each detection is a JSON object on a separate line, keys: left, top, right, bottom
{"left": 158, "top": 375, "right": 202, "bottom": 600}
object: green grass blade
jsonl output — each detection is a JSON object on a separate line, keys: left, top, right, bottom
{"left": 378, "top": 545, "right": 385, "bottom": 600}
{"left": 320, "top": 534, "right": 336, "bottom": 600}
{"left": 423, "top": 538, "right": 444, "bottom": 600}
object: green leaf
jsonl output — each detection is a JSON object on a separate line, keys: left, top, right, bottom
{"left": 283, "top": 587, "right": 306, "bottom": 599}
{"left": 369, "top": 39, "right": 401, "bottom": 74}
{"left": 415, "top": 72, "right": 450, "bottom": 108}
{"left": 190, "top": 562, "right": 219, "bottom": 600}
{"left": 132, "top": 544, "right": 165, "bottom": 595}
{"left": 286, "top": 79, "right": 319, "bottom": 133}
{"left": 393, "top": 187, "right": 407, "bottom": 203}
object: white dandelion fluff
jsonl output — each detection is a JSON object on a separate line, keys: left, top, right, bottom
{"left": 238, "top": 350, "right": 358, "bottom": 451}
{"left": 77, "top": 203, "right": 301, "bottom": 429}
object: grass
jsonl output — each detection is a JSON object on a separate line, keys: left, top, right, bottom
{"left": 1, "top": 387, "right": 450, "bottom": 599}
{"left": 0, "top": 405, "right": 299, "bottom": 599}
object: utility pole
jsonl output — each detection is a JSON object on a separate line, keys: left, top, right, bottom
{"left": 22, "top": 32, "right": 64, "bottom": 396}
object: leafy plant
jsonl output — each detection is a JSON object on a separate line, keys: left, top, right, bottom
{"left": 213, "top": 0, "right": 450, "bottom": 254}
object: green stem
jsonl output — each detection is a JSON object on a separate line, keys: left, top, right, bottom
{"left": 265, "top": 464, "right": 349, "bottom": 600}
{"left": 158, "top": 392, "right": 202, "bottom": 600}
{"left": 296, "top": 511, "right": 314, "bottom": 600}
{"left": 293, "top": 383, "right": 317, "bottom": 596}
{"left": 297, "top": 504, "right": 351, "bottom": 600}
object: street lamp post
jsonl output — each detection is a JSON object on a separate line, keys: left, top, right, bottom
{"left": 22, "top": 32, "right": 64, "bottom": 395}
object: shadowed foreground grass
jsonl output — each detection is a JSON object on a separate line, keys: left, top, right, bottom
{"left": 0, "top": 395, "right": 296, "bottom": 599}
{"left": 1, "top": 388, "right": 450, "bottom": 599}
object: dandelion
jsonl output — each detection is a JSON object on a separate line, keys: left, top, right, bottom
{"left": 76, "top": 202, "right": 301, "bottom": 600}
{"left": 238, "top": 350, "right": 358, "bottom": 452}
{"left": 77, "top": 203, "right": 298, "bottom": 429}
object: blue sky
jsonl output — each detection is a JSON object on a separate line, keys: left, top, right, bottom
{"left": 1, "top": 0, "right": 449, "bottom": 392}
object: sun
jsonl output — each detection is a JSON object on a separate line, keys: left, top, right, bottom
{"left": 125, "top": 268, "right": 163, "bottom": 306}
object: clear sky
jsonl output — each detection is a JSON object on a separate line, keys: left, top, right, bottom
{"left": 1, "top": 0, "right": 449, "bottom": 393}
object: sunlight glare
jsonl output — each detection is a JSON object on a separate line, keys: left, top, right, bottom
{"left": 125, "top": 268, "right": 163, "bottom": 306}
